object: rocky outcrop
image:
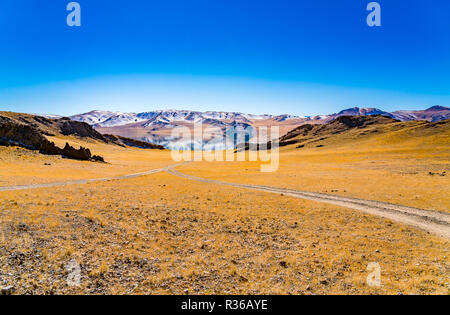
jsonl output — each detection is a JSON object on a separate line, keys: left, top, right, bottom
{"left": 39, "top": 140, "right": 105, "bottom": 162}
{"left": 0, "top": 114, "right": 105, "bottom": 162}
{"left": 0, "top": 115, "right": 47, "bottom": 149}
{"left": 62, "top": 142, "right": 92, "bottom": 160}
{"left": 39, "top": 140, "right": 61, "bottom": 155}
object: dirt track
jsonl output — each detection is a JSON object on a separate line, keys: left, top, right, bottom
{"left": 1, "top": 162, "right": 448, "bottom": 239}
{"left": 167, "top": 169, "right": 450, "bottom": 239}
{"left": 0, "top": 163, "right": 184, "bottom": 192}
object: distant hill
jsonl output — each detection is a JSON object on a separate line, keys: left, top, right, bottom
{"left": 317, "top": 106, "right": 450, "bottom": 123}
{"left": 279, "top": 115, "right": 398, "bottom": 146}
{"left": 272, "top": 115, "right": 450, "bottom": 150}
{"left": 334, "top": 107, "right": 394, "bottom": 118}
{"left": 391, "top": 106, "right": 450, "bottom": 122}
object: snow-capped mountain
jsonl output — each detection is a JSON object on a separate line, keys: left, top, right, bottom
{"left": 68, "top": 110, "right": 307, "bottom": 150}
{"left": 70, "top": 110, "right": 304, "bottom": 128}
{"left": 99, "top": 113, "right": 147, "bottom": 127}
{"left": 70, "top": 110, "right": 122, "bottom": 126}
{"left": 68, "top": 106, "right": 449, "bottom": 149}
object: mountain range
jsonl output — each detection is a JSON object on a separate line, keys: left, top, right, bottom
{"left": 67, "top": 106, "right": 449, "bottom": 149}
{"left": 69, "top": 110, "right": 301, "bottom": 128}
{"left": 70, "top": 106, "right": 449, "bottom": 127}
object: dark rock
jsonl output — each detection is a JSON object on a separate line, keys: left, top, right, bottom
{"left": 39, "top": 140, "right": 62, "bottom": 155}
{"left": 279, "top": 261, "right": 288, "bottom": 268}
{"left": 61, "top": 142, "right": 91, "bottom": 160}
{"left": 91, "top": 155, "right": 105, "bottom": 163}
{"left": 40, "top": 140, "right": 105, "bottom": 162}
{"left": 1, "top": 286, "right": 15, "bottom": 295}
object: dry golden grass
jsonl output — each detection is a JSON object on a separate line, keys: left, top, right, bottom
{"left": 0, "top": 172, "right": 448, "bottom": 295}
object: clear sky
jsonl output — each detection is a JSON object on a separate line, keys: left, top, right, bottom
{"left": 0, "top": 0, "right": 449, "bottom": 116}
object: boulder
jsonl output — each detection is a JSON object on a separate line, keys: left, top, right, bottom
{"left": 91, "top": 155, "right": 105, "bottom": 163}
{"left": 1, "top": 286, "right": 15, "bottom": 295}
{"left": 61, "top": 143, "right": 92, "bottom": 161}
{"left": 39, "top": 140, "right": 62, "bottom": 155}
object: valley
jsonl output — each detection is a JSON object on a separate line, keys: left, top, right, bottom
{"left": 0, "top": 110, "right": 449, "bottom": 295}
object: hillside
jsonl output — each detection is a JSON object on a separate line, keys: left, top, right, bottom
{"left": 275, "top": 115, "right": 450, "bottom": 150}
{"left": 0, "top": 112, "right": 106, "bottom": 162}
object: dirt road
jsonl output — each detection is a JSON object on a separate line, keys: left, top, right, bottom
{"left": 167, "top": 169, "right": 450, "bottom": 239}
{"left": 1, "top": 162, "right": 448, "bottom": 239}
{"left": 0, "top": 163, "right": 184, "bottom": 192}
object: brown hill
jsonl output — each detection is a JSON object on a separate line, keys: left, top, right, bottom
{"left": 392, "top": 105, "right": 450, "bottom": 122}
{"left": 279, "top": 115, "right": 399, "bottom": 147}
{"left": 243, "top": 115, "right": 449, "bottom": 151}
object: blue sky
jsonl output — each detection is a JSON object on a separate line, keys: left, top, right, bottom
{"left": 0, "top": 0, "right": 449, "bottom": 116}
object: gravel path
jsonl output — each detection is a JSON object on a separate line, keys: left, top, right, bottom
{"left": 167, "top": 169, "right": 450, "bottom": 239}
{"left": 0, "top": 163, "right": 184, "bottom": 192}
{"left": 1, "top": 162, "right": 448, "bottom": 239}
